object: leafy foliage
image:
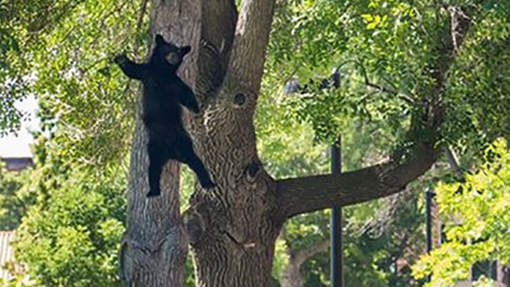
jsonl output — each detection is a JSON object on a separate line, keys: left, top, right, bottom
{"left": 259, "top": 2, "right": 510, "bottom": 286}
{"left": 442, "top": 9, "right": 510, "bottom": 151}
{"left": 267, "top": 0, "right": 510, "bottom": 157}
{"left": 6, "top": 137, "right": 127, "bottom": 286}
{"left": 0, "top": 0, "right": 149, "bottom": 165}
{"left": 0, "top": 163, "right": 36, "bottom": 230}
{"left": 412, "top": 139, "right": 510, "bottom": 286}
{"left": 0, "top": 1, "right": 152, "bottom": 285}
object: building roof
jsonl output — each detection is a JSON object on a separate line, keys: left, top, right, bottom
{"left": 0, "top": 158, "right": 33, "bottom": 172}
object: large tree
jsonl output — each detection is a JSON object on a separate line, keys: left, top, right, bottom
{"left": 118, "top": 1, "right": 485, "bottom": 286}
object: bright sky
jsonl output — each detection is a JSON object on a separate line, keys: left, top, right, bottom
{"left": 0, "top": 96, "right": 38, "bottom": 158}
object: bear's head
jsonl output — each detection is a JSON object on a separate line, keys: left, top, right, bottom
{"left": 151, "top": 34, "right": 191, "bottom": 71}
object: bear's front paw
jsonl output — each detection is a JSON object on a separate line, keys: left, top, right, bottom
{"left": 113, "top": 54, "right": 128, "bottom": 65}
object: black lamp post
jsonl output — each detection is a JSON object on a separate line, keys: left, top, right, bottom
{"left": 425, "top": 188, "right": 434, "bottom": 282}
{"left": 283, "top": 69, "right": 343, "bottom": 287}
{"left": 330, "top": 138, "right": 343, "bottom": 287}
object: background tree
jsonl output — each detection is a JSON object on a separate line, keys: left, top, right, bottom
{"left": 0, "top": 163, "right": 34, "bottom": 230}
{"left": 413, "top": 139, "right": 510, "bottom": 287}
{"left": 0, "top": 1, "right": 143, "bottom": 283}
{"left": 7, "top": 136, "right": 127, "bottom": 286}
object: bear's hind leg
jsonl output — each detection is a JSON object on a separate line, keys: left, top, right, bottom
{"left": 185, "top": 152, "right": 216, "bottom": 189}
{"left": 147, "top": 139, "right": 168, "bottom": 197}
{"left": 175, "top": 138, "right": 216, "bottom": 189}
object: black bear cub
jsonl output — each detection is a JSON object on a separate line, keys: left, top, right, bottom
{"left": 114, "top": 34, "right": 215, "bottom": 197}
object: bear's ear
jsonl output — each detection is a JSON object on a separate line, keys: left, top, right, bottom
{"left": 180, "top": 46, "right": 191, "bottom": 56}
{"left": 155, "top": 34, "right": 165, "bottom": 45}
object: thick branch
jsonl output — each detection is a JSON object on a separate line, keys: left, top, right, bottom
{"left": 194, "top": 0, "right": 237, "bottom": 99}
{"left": 276, "top": 144, "right": 437, "bottom": 219}
{"left": 223, "top": 0, "right": 276, "bottom": 95}
{"left": 291, "top": 239, "right": 329, "bottom": 267}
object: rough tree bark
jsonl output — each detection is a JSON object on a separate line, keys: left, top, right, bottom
{"left": 120, "top": 1, "right": 471, "bottom": 287}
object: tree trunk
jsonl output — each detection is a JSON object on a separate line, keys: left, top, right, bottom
{"left": 181, "top": 0, "right": 281, "bottom": 284}
{"left": 119, "top": 118, "right": 187, "bottom": 286}
{"left": 120, "top": 1, "right": 471, "bottom": 286}
{"left": 119, "top": 0, "right": 205, "bottom": 286}
{"left": 279, "top": 239, "right": 329, "bottom": 287}
{"left": 279, "top": 263, "right": 305, "bottom": 287}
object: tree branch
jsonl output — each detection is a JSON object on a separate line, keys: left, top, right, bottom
{"left": 448, "top": 5, "right": 470, "bottom": 52}
{"left": 291, "top": 239, "right": 329, "bottom": 266}
{"left": 194, "top": 0, "right": 237, "bottom": 99}
{"left": 443, "top": 147, "right": 463, "bottom": 179}
{"left": 276, "top": 144, "right": 437, "bottom": 219}
{"left": 222, "top": 0, "right": 276, "bottom": 96}
{"left": 133, "top": 0, "right": 149, "bottom": 58}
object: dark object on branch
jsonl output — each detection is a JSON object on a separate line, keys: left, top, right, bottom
{"left": 115, "top": 34, "right": 215, "bottom": 197}
{"left": 283, "top": 68, "right": 341, "bottom": 94}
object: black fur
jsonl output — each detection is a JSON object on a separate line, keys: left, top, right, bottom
{"left": 115, "top": 34, "right": 215, "bottom": 197}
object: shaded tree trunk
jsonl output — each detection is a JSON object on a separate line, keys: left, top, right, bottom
{"left": 279, "top": 239, "right": 328, "bottom": 287}
{"left": 120, "top": 1, "right": 471, "bottom": 287}
{"left": 118, "top": 1, "right": 205, "bottom": 285}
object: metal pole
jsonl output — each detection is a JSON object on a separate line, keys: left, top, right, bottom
{"left": 425, "top": 189, "right": 433, "bottom": 253}
{"left": 330, "top": 137, "right": 343, "bottom": 287}
{"left": 425, "top": 188, "right": 433, "bottom": 282}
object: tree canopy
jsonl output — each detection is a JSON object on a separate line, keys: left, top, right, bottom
{"left": 266, "top": 0, "right": 510, "bottom": 155}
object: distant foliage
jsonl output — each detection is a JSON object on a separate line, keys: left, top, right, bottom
{"left": 412, "top": 139, "right": 510, "bottom": 286}
{"left": 0, "top": 164, "right": 35, "bottom": 230}
{"left": 9, "top": 138, "right": 127, "bottom": 286}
